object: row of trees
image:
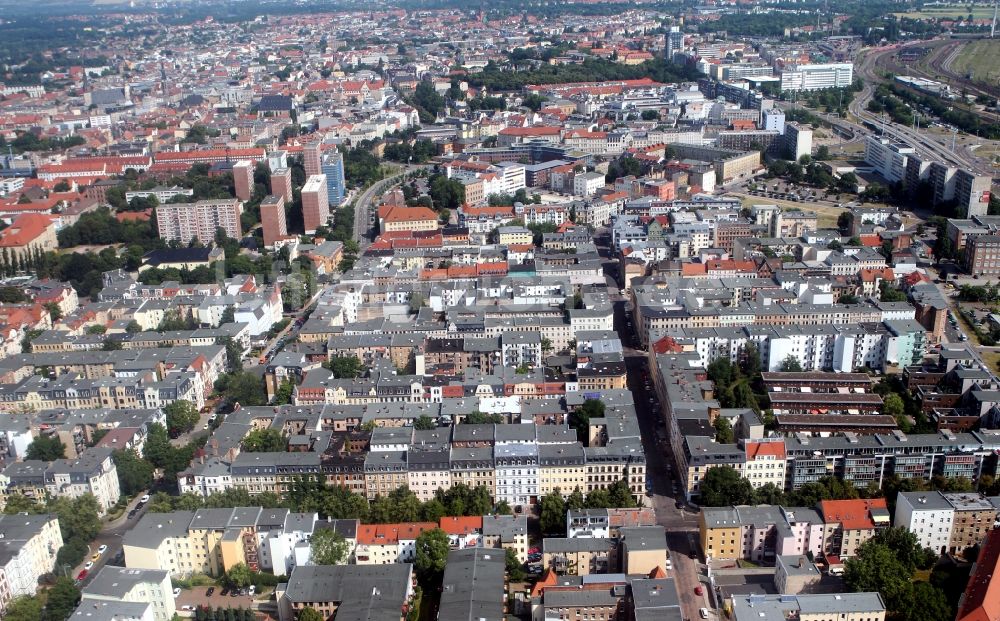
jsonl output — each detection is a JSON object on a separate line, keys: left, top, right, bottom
{"left": 2, "top": 576, "right": 81, "bottom": 621}
{"left": 147, "top": 480, "right": 514, "bottom": 526}
{"left": 539, "top": 480, "right": 638, "bottom": 533}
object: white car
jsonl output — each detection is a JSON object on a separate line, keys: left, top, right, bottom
{"left": 139, "top": 494, "right": 150, "bottom": 503}
{"left": 97, "top": 544, "right": 108, "bottom": 554}
{"left": 84, "top": 561, "right": 94, "bottom": 570}
{"left": 173, "top": 587, "right": 181, "bottom": 597}
{"left": 700, "top": 608, "right": 709, "bottom": 619}
{"left": 248, "top": 585, "right": 256, "bottom": 596}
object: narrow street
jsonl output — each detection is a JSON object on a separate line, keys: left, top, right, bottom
{"left": 602, "top": 240, "right": 708, "bottom": 620}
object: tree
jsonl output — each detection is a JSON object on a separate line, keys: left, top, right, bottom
{"left": 844, "top": 542, "right": 913, "bottom": 604}
{"left": 779, "top": 355, "right": 803, "bottom": 372}
{"left": 164, "top": 400, "right": 200, "bottom": 436}
{"left": 883, "top": 393, "right": 905, "bottom": 419}
{"left": 225, "top": 563, "right": 253, "bottom": 588}
{"left": 242, "top": 429, "right": 288, "bottom": 453}
{"left": 273, "top": 380, "right": 294, "bottom": 405}
{"left": 112, "top": 448, "right": 154, "bottom": 496}
{"left": 325, "top": 355, "right": 364, "bottom": 379}
{"left": 413, "top": 415, "right": 437, "bottom": 430}
{"left": 310, "top": 527, "right": 350, "bottom": 565}
{"left": 896, "top": 582, "right": 951, "bottom": 621}
{"left": 50, "top": 494, "right": 102, "bottom": 542}
{"left": 753, "top": 483, "right": 786, "bottom": 505}
{"left": 608, "top": 478, "right": 637, "bottom": 508}
{"left": 4, "top": 596, "right": 43, "bottom": 621}
{"left": 125, "top": 320, "right": 142, "bottom": 333}
{"left": 569, "top": 399, "right": 604, "bottom": 443}
{"left": 414, "top": 528, "right": 450, "bottom": 586}
{"left": 215, "top": 371, "right": 267, "bottom": 406}
{"left": 463, "top": 411, "right": 503, "bottom": 424}
{"left": 539, "top": 489, "right": 567, "bottom": 533}
{"left": 566, "top": 487, "right": 585, "bottom": 511}
{"left": 45, "top": 577, "right": 81, "bottom": 621}
{"left": 298, "top": 608, "right": 325, "bottom": 621}
{"left": 698, "top": 466, "right": 754, "bottom": 506}
{"left": 713, "top": 417, "right": 734, "bottom": 444}
{"left": 26, "top": 434, "right": 66, "bottom": 461}
{"left": 506, "top": 546, "right": 526, "bottom": 581}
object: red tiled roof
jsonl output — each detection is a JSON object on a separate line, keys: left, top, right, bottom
{"left": 0, "top": 213, "right": 56, "bottom": 248}
{"left": 957, "top": 529, "right": 1000, "bottom": 621}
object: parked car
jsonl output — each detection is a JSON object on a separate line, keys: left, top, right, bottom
{"left": 97, "top": 544, "right": 107, "bottom": 554}
{"left": 173, "top": 587, "right": 181, "bottom": 597}
{"left": 139, "top": 494, "right": 150, "bottom": 503}
{"left": 206, "top": 587, "right": 215, "bottom": 597}
{"left": 84, "top": 561, "right": 94, "bottom": 570}
{"left": 695, "top": 585, "right": 704, "bottom": 596}
{"left": 248, "top": 585, "right": 256, "bottom": 596}
{"left": 77, "top": 570, "right": 88, "bottom": 581}
{"left": 700, "top": 608, "right": 710, "bottom": 619}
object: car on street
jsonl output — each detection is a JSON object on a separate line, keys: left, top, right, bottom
{"left": 173, "top": 587, "right": 181, "bottom": 597}
{"left": 695, "top": 585, "right": 704, "bottom": 596}
{"left": 91, "top": 552, "right": 101, "bottom": 561}
{"left": 206, "top": 587, "right": 215, "bottom": 597}
{"left": 139, "top": 494, "right": 150, "bottom": 503}
{"left": 77, "top": 570, "right": 88, "bottom": 581}
{"left": 84, "top": 561, "right": 94, "bottom": 570}
{"left": 97, "top": 544, "right": 107, "bottom": 554}
{"left": 700, "top": 608, "right": 709, "bottom": 619}
{"left": 248, "top": 585, "right": 256, "bottom": 596}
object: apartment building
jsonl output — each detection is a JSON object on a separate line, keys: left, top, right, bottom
{"left": 270, "top": 167, "right": 293, "bottom": 202}
{"left": 81, "top": 566, "right": 175, "bottom": 621}
{"left": 260, "top": 194, "right": 288, "bottom": 246}
{"left": 276, "top": 563, "right": 414, "bottom": 621}
{"left": 956, "top": 529, "right": 1000, "bottom": 621}
{"left": 482, "top": 514, "right": 529, "bottom": 563}
{"left": 233, "top": 160, "right": 254, "bottom": 201}
{"left": 819, "top": 498, "right": 890, "bottom": 559}
{"left": 894, "top": 491, "right": 955, "bottom": 554}
{"left": 0, "top": 513, "right": 62, "bottom": 616}
{"left": 945, "top": 492, "right": 998, "bottom": 554}
{"left": 439, "top": 549, "right": 505, "bottom": 621}
{"left": 0, "top": 213, "right": 59, "bottom": 262}
{"left": 864, "top": 137, "right": 913, "bottom": 184}
{"left": 155, "top": 199, "right": 243, "bottom": 244}
{"left": 355, "top": 522, "right": 436, "bottom": 565}
{"left": 43, "top": 448, "right": 121, "bottom": 513}
{"left": 302, "top": 174, "right": 329, "bottom": 234}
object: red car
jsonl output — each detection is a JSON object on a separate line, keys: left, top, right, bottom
{"left": 77, "top": 570, "right": 88, "bottom": 581}
{"left": 694, "top": 586, "right": 704, "bottom": 596}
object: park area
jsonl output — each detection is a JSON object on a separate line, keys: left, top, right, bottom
{"left": 894, "top": 5, "right": 1000, "bottom": 20}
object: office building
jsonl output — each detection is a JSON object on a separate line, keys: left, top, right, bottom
{"left": 270, "top": 167, "right": 293, "bottom": 203}
{"left": 302, "top": 174, "right": 329, "bottom": 235}
{"left": 155, "top": 199, "right": 243, "bottom": 244}
{"left": 303, "top": 142, "right": 322, "bottom": 176}
{"left": 762, "top": 108, "right": 785, "bottom": 134}
{"left": 665, "top": 26, "right": 684, "bottom": 61}
{"left": 260, "top": 195, "right": 288, "bottom": 247}
{"left": 233, "top": 160, "right": 254, "bottom": 201}
{"left": 956, "top": 169, "right": 992, "bottom": 218}
{"left": 784, "top": 122, "right": 813, "bottom": 161}
{"left": 321, "top": 152, "right": 346, "bottom": 206}
{"left": 779, "top": 63, "right": 854, "bottom": 91}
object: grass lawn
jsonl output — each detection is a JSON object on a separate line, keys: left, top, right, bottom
{"left": 950, "top": 39, "right": 1000, "bottom": 82}
{"left": 981, "top": 350, "right": 1000, "bottom": 374}
{"left": 893, "top": 7, "right": 1000, "bottom": 19}
{"left": 735, "top": 194, "right": 850, "bottom": 229}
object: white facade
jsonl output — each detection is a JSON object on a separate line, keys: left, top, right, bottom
{"left": 894, "top": 492, "right": 954, "bottom": 555}
{"left": 81, "top": 567, "right": 176, "bottom": 621}
{"left": 573, "top": 172, "right": 606, "bottom": 198}
{"left": 0, "top": 514, "right": 62, "bottom": 615}
{"left": 495, "top": 445, "right": 539, "bottom": 509}
{"left": 780, "top": 63, "right": 854, "bottom": 91}
{"left": 865, "top": 136, "right": 914, "bottom": 184}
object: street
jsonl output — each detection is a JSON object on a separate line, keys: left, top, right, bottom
{"left": 601, "top": 239, "right": 709, "bottom": 619}
{"left": 70, "top": 494, "right": 150, "bottom": 587}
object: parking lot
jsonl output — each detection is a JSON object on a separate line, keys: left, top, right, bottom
{"left": 175, "top": 585, "right": 259, "bottom": 613}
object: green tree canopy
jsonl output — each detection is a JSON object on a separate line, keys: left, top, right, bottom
{"left": 539, "top": 489, "right": 567, "bottom": 534}
{"left": 699, "top": 465, "right": 754, "bottom": 506}
{"left": 414, "top": 528, "right": 450, "bottom": 586}
{"left": 242, "top": 429, "right": 288, "bottom": 453}
{"left": 310, "top": 527, "right": 350, "bottom": 565}
{"left": 164, "top": 400, "right": 200, "bottom": 436}
{"left": 26, "top": 434, "right": 66, "bottom": 461}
